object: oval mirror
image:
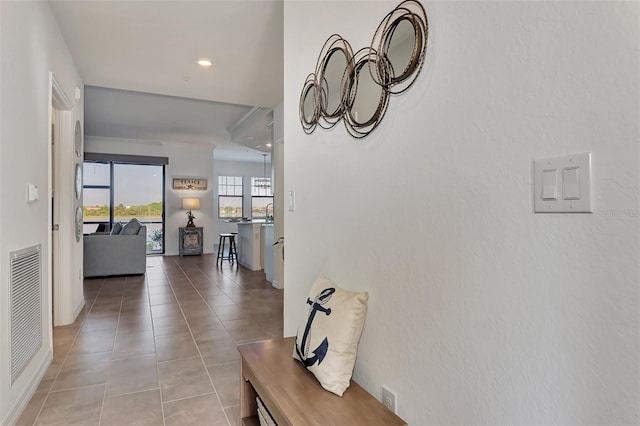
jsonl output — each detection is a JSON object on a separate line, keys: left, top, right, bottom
{"left": 299, "top": 74, "right": 319, "bottom": 134}
{"left": 349, "top": 62, "right": 384, "bottom": 126}
{"left": 74, "top": 163, "right": 82, "bottom": 200}
{"left": 75, "top": 206, "right": 83, "bottom": 242}
{"left": 302, "top": 84, "right": 317, "bottom": 125}
{"left": 384, "top": 17, "right": 418, "bottom": 82}
{"left": 320, "top": 48, "right": 349, "bottom": 117}
{"left": 370, "top": 0, "right": 428, "bottom": 94}
{"left": 74, "top": 120, "right": 82, "bottom": 157}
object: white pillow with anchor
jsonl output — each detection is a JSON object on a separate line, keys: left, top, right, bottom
{"left": 293, "top": 274, "right": 368, "bottom": 396}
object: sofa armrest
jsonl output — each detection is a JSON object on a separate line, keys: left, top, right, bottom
{"left": 83, "top": 232, "right": 147, "bottom": 277}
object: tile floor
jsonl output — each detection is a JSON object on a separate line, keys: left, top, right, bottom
{"left": 17, "top": 254, "right": 283, "bottom": 426}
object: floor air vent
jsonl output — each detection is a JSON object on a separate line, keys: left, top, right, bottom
{"left": 10, "top": 244, "right": 42, "bottom": 384}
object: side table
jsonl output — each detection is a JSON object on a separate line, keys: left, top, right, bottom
{"left": 179, "top": 227, "right": 203, "bottom": 256}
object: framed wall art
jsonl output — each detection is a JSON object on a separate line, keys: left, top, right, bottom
{"left": 172, "top": 178, "right": 207, "bottom": 191}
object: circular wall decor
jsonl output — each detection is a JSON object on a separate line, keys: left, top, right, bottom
{"left": 74, "top": 163, "right": 82, "bottom": 200}
{"left": 298, "top": 0, "right": 428, "bottom": 138}
{"left": 299, "top": 34, "right": 354, "bottom": 133}
{"left": 344, "top": 48, "right": 389, "bottom": 138}
{"left": 299, "top": 74, "right": 319, "bottom": 134}
{"left": 74, "top": 120, "right": 82, "bottom": 157}
{"left": 370, "top": 0, "right": 428, "bottom": 94}
{"left": 315, "top": 34, "right": 353, "bottom": 129}
{"left": 75, "top": 206, "right": 83, "bottom": 242}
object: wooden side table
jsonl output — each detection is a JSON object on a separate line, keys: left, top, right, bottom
{"left": 179, "top": 227, "right": 203, "bottom": 256}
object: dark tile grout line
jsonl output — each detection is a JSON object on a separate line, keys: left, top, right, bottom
{"left": 29, "top": 277, "right": 106, "bottom": 425}
{"left": 23, "top": 255, "right": 280, "bottom": 426}
{"left": 97, "top": 275, "right": 127, "bottom": 426}
{"left": 167, "top": 257, "right": 233, "bottom": 425}
{"left": 148, "top": 264, "right": 168, "bottom": 426}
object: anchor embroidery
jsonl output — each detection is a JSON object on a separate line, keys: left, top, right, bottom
{"left": 296, "top": 287, "right": 335, "bottom": 367}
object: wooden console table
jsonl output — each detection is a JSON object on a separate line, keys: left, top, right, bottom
{"left": 239, "top": 337, "right": 406, "bottom": 426}
{"left": 179, "top": 227, "right": 203, "bottom": 256}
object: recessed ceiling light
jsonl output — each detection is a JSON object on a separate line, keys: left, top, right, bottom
{"left": 266, "top": 143, "right": 272, "bottom": 147}
{"left": 195, "top": 58, "right": 212, "bottom": 67}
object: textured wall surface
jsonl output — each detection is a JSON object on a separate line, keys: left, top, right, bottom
{"left": 283, "top": 1, "right": 639, "bottom": 424}
{"left": 0, "top": 1, "right": 84, "bottom": 422}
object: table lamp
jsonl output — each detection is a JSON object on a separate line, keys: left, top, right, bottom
{"left": 182, "top": 198, "right": 200, "bottom": 227}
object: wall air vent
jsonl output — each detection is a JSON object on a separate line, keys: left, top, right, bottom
{"left": 10, "top": 244, "right": 42, "bottom": 384}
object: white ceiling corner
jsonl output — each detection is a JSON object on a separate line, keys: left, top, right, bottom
{"left": 49, "top": 0, "right": 283, "bottom": 161}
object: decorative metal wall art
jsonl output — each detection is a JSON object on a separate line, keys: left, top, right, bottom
{"left": 299, "top": 74, "right": 319, "bottom": 134}
{"left": 344, "top": 48, "right": 390, "bottom": 138}
{"left": 316, "top": 35, "right": 354, "bottom": 129}
{"left": 300, "top": 34, "right": 354, "bottom": 134}
{"left": 370, "top": 0, "right": 428, "bottom": 94}
{"left": 74, "top": 120, "right": 82, "bottom": 157}
{"left": 74, "top": 163, "right": 82, "bottom": 200}
{"left": 75, "top": 206, "right": 83, "bottom": 242}
{"left": 299, "top": 0, "right": 428, "bottom": 139}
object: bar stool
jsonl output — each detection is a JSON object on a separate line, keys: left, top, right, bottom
{"left": 217, "top": 233, "right": 237, "bottom": 265}
{"left": 230, "top": 231, "right": 239, "bottom": 262}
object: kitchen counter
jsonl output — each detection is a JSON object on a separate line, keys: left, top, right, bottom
{"left": 236, "top": 222, "right": 265, "bottom": 271}
{"left": 226, "top": 219, "right": 272, "bottom": 225}
{"left": 262, "top": 224, "right": 275, "bottom": 283}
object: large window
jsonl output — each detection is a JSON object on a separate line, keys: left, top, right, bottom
{"left": 251, "top": 177, "right": 273, "bottom": 218}
{"left": 83, "top": 155, "right": 166, "bottom": 254}
{"left": 83, "top": 162, "right": 111, "bottom": 233}
{"left": 218, "top": 176, "right": 243, "bottom": 218}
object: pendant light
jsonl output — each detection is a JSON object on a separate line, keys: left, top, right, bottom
{"left": 255, "top": 154, "right": 271, "bottom": 190}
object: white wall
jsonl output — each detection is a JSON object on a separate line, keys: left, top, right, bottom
{"left": 273, "top": 102, "right": 284, "bottom": 288}
{"left": 0, "top": 1, "right": 84, "bottom": 423}
{"left": 85, "top": 137, "right": 218, "bottom": 256}
{"left": 284, "top": 1, "right": 639, "bottom": 424}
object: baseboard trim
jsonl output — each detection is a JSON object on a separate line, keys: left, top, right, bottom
{"left": 2, "top": 348, "right": 53, "bottom": 426}
{"left": 72, "top": 297, "right": 85, "bottom": 322}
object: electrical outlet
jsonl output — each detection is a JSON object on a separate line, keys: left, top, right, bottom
{"left": 382, "top": 386, "right": 397, "bottom": 413}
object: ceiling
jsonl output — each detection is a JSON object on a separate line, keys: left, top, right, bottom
{"left": 49, "top": 0, "right": 283, "bottom": 161}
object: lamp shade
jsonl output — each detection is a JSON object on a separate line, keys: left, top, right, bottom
{"left": 182, "top": 198, "right": 200, "bottom": 210}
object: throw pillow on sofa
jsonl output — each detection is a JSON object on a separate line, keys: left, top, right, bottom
{"left": 110, "top": 222, "right": 123, "bottom": 235}
{"left": 121, "top": 218, "right": 142, "bottom": 235}
{"left": 293, "top": 274, "right": 368, "bottom": 397}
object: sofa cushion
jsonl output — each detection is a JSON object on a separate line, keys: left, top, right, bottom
{"left": 110, "top": 222, "right": 123, "bottom": 235}
{"left": 83, "top": 225, "right": 147, "bottom": 278}
{"left": 121, "top": 218, "right": 142, "bottom": 235}
{"left": 293, "top": 275, "right": 368, "bottom": 397}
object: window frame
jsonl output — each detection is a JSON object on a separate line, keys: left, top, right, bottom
{"left": 218, "top": 175, "right": 244, "bottom": 219}
{"left": 250, "top": 177, "right": 273, "bottom": 219}
{"left": 82, "top": 157, "right": 166, "bottom": 254}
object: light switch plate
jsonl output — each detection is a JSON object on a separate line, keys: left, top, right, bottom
{"left": 542, "top": 169, "right": 558, "bottom": 200}
{"left": 534, "top": 152, "right": 591, "bottom": 213}
{"left": 27, "top": 183, "right": 39, "bottom": 203}
{"left": 288, "top": 190, "right": 295, "bottom": 212}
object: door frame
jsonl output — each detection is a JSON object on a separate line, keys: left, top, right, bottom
{"left": 49, "top": 74, "right": 74, "bottom": 327}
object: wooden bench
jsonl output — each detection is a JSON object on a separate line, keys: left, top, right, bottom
{"left": 239, "top": 337, "right": 406, "bottom": 426}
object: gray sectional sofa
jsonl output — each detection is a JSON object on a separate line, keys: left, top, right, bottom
{"left": 83, "top": 219, "right": 147, "bottom": 278}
